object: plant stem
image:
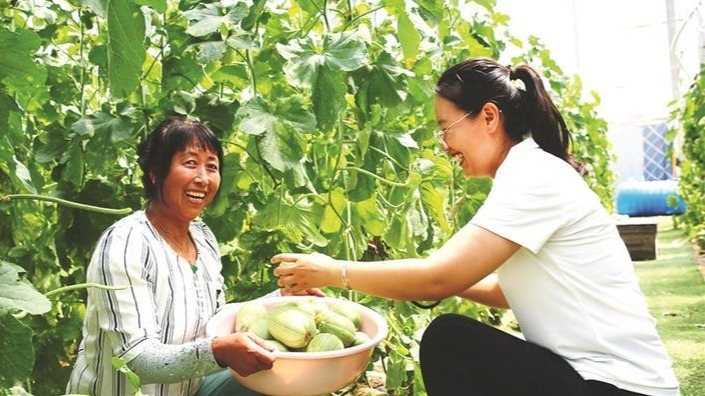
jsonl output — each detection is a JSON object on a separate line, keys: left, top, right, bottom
{"left": 3, "top": 194, "right": 132, "bottom": 215}
{"left": 45, "top": 283, "right": 129, "bottom": 298}
{"left": 340, "top": 167, "right": 410, "bottom": 187}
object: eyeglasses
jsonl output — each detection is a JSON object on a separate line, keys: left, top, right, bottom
{"left": 436, "top": 111, "right": 472, "bottom": 146}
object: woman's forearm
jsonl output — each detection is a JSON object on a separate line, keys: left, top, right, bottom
{"left": 126, "top": 338, "right": 221, "bottom": 384}
{"left": 335, "top": 258, "right": 459, "bottom": 301}
{"left": 455, "top": 274, "right": 509, "bottom": 309}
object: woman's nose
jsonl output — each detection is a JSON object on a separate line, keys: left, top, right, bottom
{"left": 194, "top": 167, "right": 208, "bottom": 184}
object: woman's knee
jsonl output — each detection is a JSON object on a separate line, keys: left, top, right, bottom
{"left": 422, "top": 314, "right": 485, "bottom": 345}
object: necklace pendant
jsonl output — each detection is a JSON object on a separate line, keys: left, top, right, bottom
{"left": 191, "top": 264, "right": 198, "bottom": 273}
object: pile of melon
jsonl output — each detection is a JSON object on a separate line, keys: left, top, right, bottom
{"left": 235, "top": 299, "right": 371, "bottom": 352}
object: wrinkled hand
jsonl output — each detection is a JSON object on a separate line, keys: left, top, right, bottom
{"left": 211, "top": 332, "right": 275, "bottom": 377}
{"left": 271, "top": 253, "right": 337, "bottom": 294}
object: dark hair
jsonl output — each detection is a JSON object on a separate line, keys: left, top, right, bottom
{"left": 435, "top": 58, "right": 586, "bottom": 175}
{"left": 137, "top": 118, "right": 224, "bottom": 202}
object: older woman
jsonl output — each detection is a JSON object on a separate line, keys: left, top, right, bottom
{"left": 272, "top": 58, "right": 679, "bottom": 396}
{"left": 67, "top": 118, "right": 321, "bottom": 396}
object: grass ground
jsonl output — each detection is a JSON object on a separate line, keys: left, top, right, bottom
{"left": 633, "top": 217, "right": 705, "bottom": 396}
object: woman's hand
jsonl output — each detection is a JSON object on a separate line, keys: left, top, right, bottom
{"left": 271, "top": 253, "right": 338, "bottom": 294}
{"left": 279, "top": 286, "right": 326, "bottom": 297}
{"left": 211, "top": 333, "right": 275, "bottom": 377}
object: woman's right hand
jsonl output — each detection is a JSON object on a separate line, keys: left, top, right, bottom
{"left": 211, "top": 332, "right": 275, "bottom": 377}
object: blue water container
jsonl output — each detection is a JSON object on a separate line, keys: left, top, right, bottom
{"left": 615, "top": 180, "right": 687, "bottom": 216}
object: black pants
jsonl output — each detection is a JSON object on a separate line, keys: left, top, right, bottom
{"left": 419, "top": 314, "right": 648, "bottom": 396}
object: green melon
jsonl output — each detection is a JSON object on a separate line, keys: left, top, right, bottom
{"left": 282, "top": 300, "right": 316, "bottom": 317}
{"left": 265, "top": 339, "right": 289, "bottom": 352}
{"left": 246, "top": 318, "right": 270, "bottom": 340}
{"left": 316, "top": 310, "right": 356, "bottom": 347}
{"left": 235, "top": 302, "right": 268, "bottom": 333}
{"left": 352, "top": 331, "right": 371, "bottom": 346}
{"left": 329, "top": 301, "right": 362, "bottom": 330}
{"left": 267, "top": 304, "right": 317, "bottom": 349}
{"left": 306, "top": 333, "right": 344, "bottom": 352}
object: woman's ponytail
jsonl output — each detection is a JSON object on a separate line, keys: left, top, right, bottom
{"left": 512, "top": 65, "right": 586, "bottom": 175}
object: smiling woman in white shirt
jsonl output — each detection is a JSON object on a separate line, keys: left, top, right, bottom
{"left": 66, "top": 118, "right": 321, "bottom": 396}
{"left": 272, "top": 58, "right": 680, "bottom": 396}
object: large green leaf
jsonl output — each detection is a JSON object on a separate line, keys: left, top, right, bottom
{"left": 237, "top": 97, "right": 314, "bottom": 186}
{"left": 0, "top": 262, "right": 51, "bottom": 315}
{"left": 259, "top": 122, "right": 305, "bottom": 174}
{"left": 397, "top": 11, "right": 421, "bottom": 63}
{"left": 182, "top": 2, "right": 249, "bottom": 37}
{"left": 237, "top": 96, "right": 316, "bottom": 136}
{"left": 251, "top": 197, "right": 327, "bottom": 247}
{"left": 0, "top": 313, "right": 35, "bottom": 388}
{"left": 277, "top": 32, "right": 368, "bottom": 89}
{"left": 0, "top": 27, "right": 46, "bottom": 92}
{"left": 72, "top": 111, "right": 133, "bottom": 142}
{"left": 311, "top": 63, "right": 346, "bottom": 131}
{"left": 277, "top": 33, "right": 366, "bottom": 129}
{"left": 107, "top": 0, "right": 146, "bottom": 97}
{"left": 356, "top": 51, "right": 413, "bottom": 112}
{"left": 352, "top": 195, "right": 386, "bottom": 236}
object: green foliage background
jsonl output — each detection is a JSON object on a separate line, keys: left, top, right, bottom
{"left": 669, "top": 65, "right": 705, "bottom": 250}
{"left": 0, "top": 0, "right": 614, "bottom": 394}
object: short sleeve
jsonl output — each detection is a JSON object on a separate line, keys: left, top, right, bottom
{"left": 470, "top": 164, "right": 570, "bottom": 254}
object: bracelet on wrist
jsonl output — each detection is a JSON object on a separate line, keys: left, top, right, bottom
{"left": 340, "top": 262, "right": 351, "bottom": 290}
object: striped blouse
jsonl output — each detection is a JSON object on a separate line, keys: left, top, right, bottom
{"left": 66, "top": 211, "right": 274, "bottom": 396}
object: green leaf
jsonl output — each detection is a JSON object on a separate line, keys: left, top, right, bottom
{"left": 367, "top": 51, "right": 412, "bottom": 107}
{"left": 397, "top": 11, "right": 421, "bottom": 63}
{"left": 259, "top": 122, "right": 304, "bottom": 173}
{"left": 107, "top": 0, "right": 146, "bottom": 97}
{"left": 0, "top": 27, "right": 47, "bottom": 92}
{"left": 182, "top": 2, "right": 249, "bottom": 37}
{"left": 237, "top": 96, "right": 316, "bottom": 136}
{"left": 83, "top": 0, "right": 107, "bottom": 18}
{"left": 0, "top": 313, "right": 35, "bottom": 388}
{"left": 276, "top": 32, "right": 367, "bottom": 89}
{"left": 276, "top": 33, "right": 366, "bottom": 129}
{"left": 192, "top": 41, "right": 228, "bottom": 64}
{"left": 353, "top": 195, "right": 386, "bottom": 236}
{"left": 242, "top": 0, "right": 267, "bottom": 31}
{"left": 0, "top": 261, "right": 51, "bottom": 315}
{"left": 12, "top": 157, "right": 37, "bottom": 194}
{"left": 252, "top": 198, "right": 327, "bottom": 247}
{"left": 420, "top": 182, "right": 450, "bottom": 233}
{"left": 71, "top": 112, "right": 133, "bottom": 142}
{"left": 311, "top": 63, "right": 346, "bottom": 131}
{"left": 0, "top": 94, "right": 17, "bottom": 142}
{"left": 134, "top": 0, "right": 166, "bottom": 13}
{"left": 414, "top": 0, "right": 444, "bottom": 25}
{"left": 61, "top": 140, "right": 85, "bottom": 187}
{"left": 321, "top": 188, "right": 346, "bottom": 234}
{"left": 111, "top": 357, "right": 145, "bottom": 395}
{"left": 324, "top": 33, "right": 369, "bottom": 72}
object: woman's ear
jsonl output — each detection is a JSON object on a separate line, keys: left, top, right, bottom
{"left": 149, "top": 171, "right": 156, "bottom": 184}
{"left": 481, "top": 102, "right": 502, "bottom": 131}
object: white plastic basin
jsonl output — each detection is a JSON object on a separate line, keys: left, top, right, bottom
{"left": 205, "top": 295, "right": 388, "bottom": 396}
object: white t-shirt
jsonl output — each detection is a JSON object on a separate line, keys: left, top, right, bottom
{"left": 470, "top": 138, "right": 680, "bottom": 396}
